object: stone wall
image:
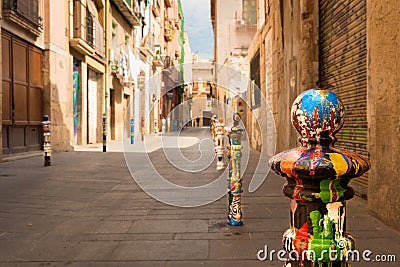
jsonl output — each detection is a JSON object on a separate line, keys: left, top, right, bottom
{"left": 367, "top": 0, "right": 400, "bottom": 229}
{"left": 0, "top": 23, "right": 2, "bottom": 161}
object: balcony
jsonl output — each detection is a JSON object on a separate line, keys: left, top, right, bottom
{"left": 111, "top": 0, "right": 141, "bottom": 26}
{"left": 174, "top": 20, "right": 180, "bottom": 30}
{"left": 164, "top": 0, "right": 172, "bottom": 8}
{"left": 3, "top": 0, "right": 43, "bottom": 37}
{"left": 152, "top": 0, "right": 160, "bottom": 17}
{"left": 164, "top": 17, "right": 174, "bottom": 42}
{"left": 235, "top": 21, "right": 257, "bottom": 33}
{"left": 70, "top": 0, "right": 96, "bottom": 56}
{"left": 139, "top": 34, "right": 155, "bottom": 58}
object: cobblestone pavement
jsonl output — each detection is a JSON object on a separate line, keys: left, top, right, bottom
{"left": 0, "top": 128, "right": 399, "bottom": 266}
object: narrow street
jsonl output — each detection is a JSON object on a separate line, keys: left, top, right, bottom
{"left": 0, "top": 128, "right": 399, "bottom": 266}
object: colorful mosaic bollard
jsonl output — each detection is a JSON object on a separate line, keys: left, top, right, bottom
{"left": 227, "top": 113, "right": 244, "bottom": 226}
{"left": 42, "top": 115, "right": 51, "bottom": 167}
{"left": 270, "top": 88, "right": 370, "bottom": 266}
{"left": 215, "top": 118, "right": 225, "bottom": 171}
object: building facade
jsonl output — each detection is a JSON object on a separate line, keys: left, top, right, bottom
{"left": 159, "top": 0, "right": 184, "bottom": 132}
{"left": 190, "top": 58, "right": 214, "bottom": 127}
{"left": 1, "top": 0, "right": 189, "bottom": 160}
{"left": 210, "top": 0, "right": 257, "bottom": 130}
{"left": 69, "top": 0, "right": 106, "bottom": 147}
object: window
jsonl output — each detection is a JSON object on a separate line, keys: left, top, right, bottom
{"left": 3, "top": 0, "right": 42, "bottom": 36}
{"left": 3, "top": 0, "right": 40, "bottom": 26}
{"left": 242, "top": 0, "right": 256, "bottom": 25}
{"left": 86, "top": 7, "right": 94, "bottom": 47}
{"left": 112, "top": 21, "right": 118, "bottom": 48}
{"left": 125, "top": 34, "right": 130, "bottom": 45}
{"left": 250, "top": 49, "right": 261, "bottom": 108}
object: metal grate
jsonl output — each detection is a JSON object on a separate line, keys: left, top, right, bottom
{"left": 319, "top": 0, "right": 368, "bottom": 156}
{"left": 86, "top": 7, "right": 94, "bottom": 47}
{"left": 319, "top": 0, "right": 369, "bottom": 197}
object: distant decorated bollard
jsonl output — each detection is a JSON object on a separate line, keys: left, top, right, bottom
{"left": 130, "top": 117, "right": 135, "bottom": 144}
{"left": 154, "top": 119, "right": 158, "bottom": 135}
{"left": 227, "top": 113, "right": 244, "bottom": 226}
{"left": 270, "top": 88, "right": 370, "bottom": 266}
{"left": 215, "top": 118, "right": 225, "bottom": 171}
{"left": 211, "top": 115, "right": 217, "bottom": 147}
{"left": 141, "top": 117, "right": 145, "bottom": 140}
{"left": 102, "top": 114, "right": 107, "bottom": 152}
{"left": 42, "top": 115, "right": 51, "bottom": 166}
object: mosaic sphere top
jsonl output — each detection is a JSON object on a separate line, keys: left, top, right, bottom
{"left": 291, "top": 88, "right": 345, "bottom": 143}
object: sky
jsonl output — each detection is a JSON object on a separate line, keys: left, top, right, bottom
{"left": 181, "top": 0, "right": 214, "bottom": 60}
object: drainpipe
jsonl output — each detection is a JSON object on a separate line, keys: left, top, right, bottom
{"left": 104, "top": 0, "right": 110, "bottom": 152}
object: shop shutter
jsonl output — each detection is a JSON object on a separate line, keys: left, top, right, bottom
{"left": 319, "top": 0, "right": 368, "bottom": 197}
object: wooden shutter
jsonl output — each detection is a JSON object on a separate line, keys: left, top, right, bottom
{"left": 29, "top": 46, "right": 43, "bottom": 124}
{"left": 2, "top": 34, "right": 12, "bottom": 125}
{"left": 12, "top": 39, "right": 29, "bottom": 125}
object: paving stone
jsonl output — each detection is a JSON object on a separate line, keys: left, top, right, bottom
{"left": 129, "top": 219, "right": 209, "bottom": 233}
{"left": 209, "top": 239, "right": 282, "bottom": 260}
{"left": 110, "top": 240, "right": 209, "bottom": 261}
{"left": 73, "top": 241, "right": 119, "bottom": 261}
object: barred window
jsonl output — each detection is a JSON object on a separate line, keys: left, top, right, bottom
{"left": 86, "top": 7, "right": 94, "bottom": 47}
{"left": 250, "top": 49, "right": 261, "bottom": 108}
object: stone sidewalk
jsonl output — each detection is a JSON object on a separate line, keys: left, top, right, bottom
{"left": 0, "top": 128, "right": 399, "bottom": 266}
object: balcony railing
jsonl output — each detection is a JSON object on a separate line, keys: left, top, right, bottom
{"left": 164, "top": 56, "right": 171, "bottom": 68}
{"left": 139, "top": 34, "right": 155, "bottom": 58}
{"left": 70, "top": 0, "right": 105, "bottom": 57}
{"left": 111, "top": 0, "right": 141, "bottom": 26}
{"left": 3, "top": 0, "right": 42, "bottom": 36}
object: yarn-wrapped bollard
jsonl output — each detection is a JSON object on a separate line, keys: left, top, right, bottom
{"left": 42, "top": 115, "right": 51, "bottom": 167}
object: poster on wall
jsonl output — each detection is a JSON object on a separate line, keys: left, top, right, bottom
{"left": 73, "top": 65, "right": 79, "bottom": 143}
